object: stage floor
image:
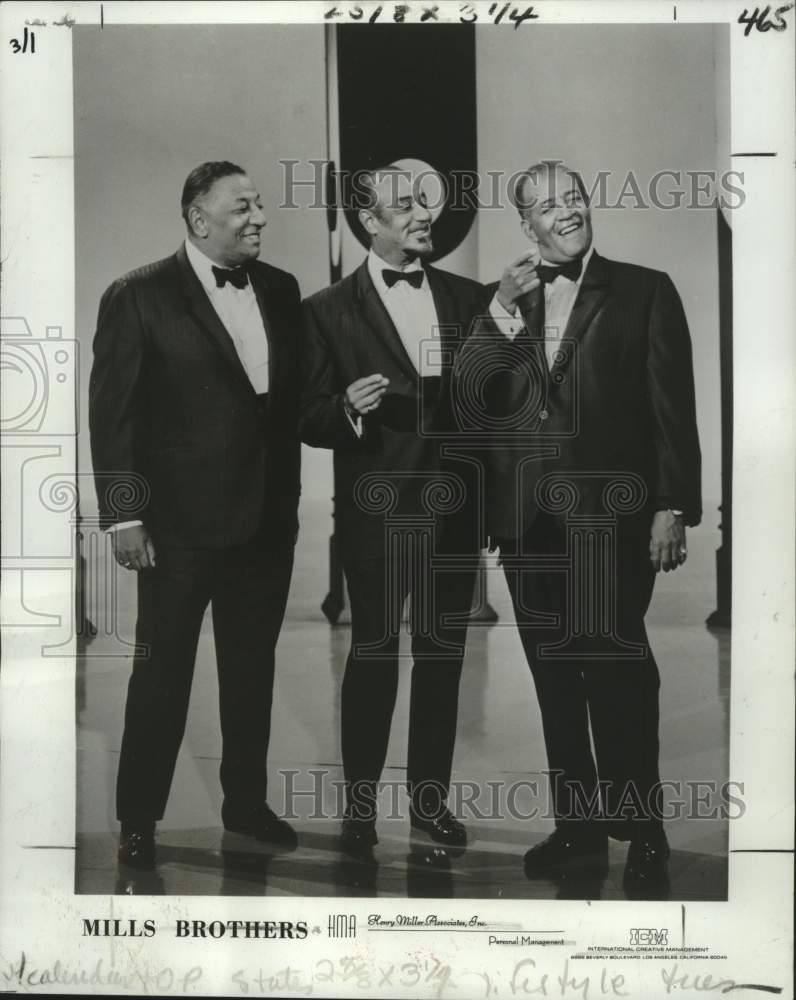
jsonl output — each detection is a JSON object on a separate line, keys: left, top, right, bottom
{"left": 75, "top": 498, "right": 730, "bottom": 901}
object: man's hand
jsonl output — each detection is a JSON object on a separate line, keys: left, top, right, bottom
{"left": 496, "top": 251, "right": 541, "bottom": 314}
{"left": 112, "top": 524, "right": 156, "bottom": 572}
{"left": 344, "top": 374, "right": 389, "bottom": 417}
{"left": 649, "top": 510, "right": 686, "bottom": 573}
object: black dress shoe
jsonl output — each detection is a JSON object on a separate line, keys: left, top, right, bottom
{"left": 624, "top": 830, "right": 670, "bottom": 888}
{"left": 340, "top": 819, "right": 378, "bottom": 863}
{"left": 118, "top": 828, "right": 156, "bottom": 870}
{"left": 523, "top": 826, "right": 607, "bottom": 878}
{"left": 410, "top": 808, "right": 467, "bottom": 847}
{"left": 222, "top": 803, "right": 297, "bottom": 848}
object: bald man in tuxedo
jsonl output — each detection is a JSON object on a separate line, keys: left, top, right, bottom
{"left": 300, "top": 165, "right": 483, "bottom": 860}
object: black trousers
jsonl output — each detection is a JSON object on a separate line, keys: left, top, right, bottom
{"left": 500, "top": 512, "right": 661, "bottom": 838}
{"left": 341, "top": 527, "right": 477, "bottom": 822}
{"left": 116, "top": 533, "right": 294, "bottom": 824}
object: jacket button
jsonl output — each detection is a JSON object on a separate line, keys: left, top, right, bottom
{"left": 539, "top": 409, "right": 549, "bottom": 420}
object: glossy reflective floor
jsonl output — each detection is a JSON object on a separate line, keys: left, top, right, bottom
{"left": 76, "top": 498, "right": 730, "bottom": 900}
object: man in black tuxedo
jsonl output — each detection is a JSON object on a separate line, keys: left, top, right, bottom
{"left": 300, "top": 165, "right": 483, "bottom": 858}
{"left": 456, "top": 160, "right": 701, "bottom": 890}
{"left": 89, "top": 161, "right": 301, "bottom": 868}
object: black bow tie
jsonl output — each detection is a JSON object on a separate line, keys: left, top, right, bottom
{"left": 212, "top": 265, "right": 249, "bottom": 290}
{"left": 382, "top": 268, "right": 425, "bottom": 289}
{"left": 537, "top": 259, "right": 583, "bottom": 285}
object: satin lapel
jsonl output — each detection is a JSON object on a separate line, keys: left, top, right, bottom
{"left": 174, "top": 244, "right": 253, "bottom": 389}
{"left": 550, "top": 251, "right": 610, "bottom": 379}
{"left": 518, "top": 283, "right": 545, "bottom": 342}
{"left": 515, "top": 284, "right": 550, "bottom": 393}
{"left": 425, "top": 265, "right": 460, "bottom": 364}
{"left": 249, "top": 266, "right": 279, "bottom": 401}
{"left": 355, "top": 262, "right": 419, "bottom": 382}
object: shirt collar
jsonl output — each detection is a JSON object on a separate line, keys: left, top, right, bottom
{"left": 185, "top": 238, "right": 244, "bottom": 293}
{"left": 539, "top": 245, "right": 594, "bottom": 283}
{"left": 368, "top": 248, "right": 425, "bottom": 296}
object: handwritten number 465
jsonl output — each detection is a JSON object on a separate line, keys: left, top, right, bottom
{"left": 738, "top": 3, "right": 793, "bottom": 35}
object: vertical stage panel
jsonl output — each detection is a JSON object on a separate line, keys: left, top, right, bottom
{"left": 707, "top": 206, "right": 732, "bottom": 629}
{"left": 336, "top": 24, "right": 478, "bottom": 275}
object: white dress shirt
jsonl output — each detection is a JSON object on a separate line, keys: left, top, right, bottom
{"left": 344, "top": 250, "right": 442, "bottom": 440}
{"left": 108, "top": 240, "right": 270, "bottom": 533}
{"left": 367, "top": 249, "right": 442, "bottom": 376}
{"left": 184, "top": 238, "right": 270, "bottom": 393}
{"left": 489, "top": 246, "right": 595, "bottom": 369}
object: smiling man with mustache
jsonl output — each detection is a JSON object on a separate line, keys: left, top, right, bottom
{"left": 89, "top": 161, "right": 302, "bottom": 869}
{"left": 301, "top": 164, "right": 484, "bottom": 861}
{"left": 463, "top": 160, "right": 702, "bottom": 892}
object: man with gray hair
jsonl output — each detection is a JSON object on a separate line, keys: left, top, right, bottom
{"left": 455, "top": 159, "right": 701, "bottom": 892}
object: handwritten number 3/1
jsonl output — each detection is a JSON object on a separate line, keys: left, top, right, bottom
{"left": 738, "top": 3, "right": 794, "bottom": 34}
{"left": 9, "top": 26, "right": 35, "bottom": 53}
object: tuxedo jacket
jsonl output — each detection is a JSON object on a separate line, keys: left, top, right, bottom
{"left": 300, "top": 261, "right": 485, "bottom": 559}
{"left": 455, "top": 251, "right": 702, "bottom": 541}
{"left": 89, "top": 244, "right": 301, "bottom": 547}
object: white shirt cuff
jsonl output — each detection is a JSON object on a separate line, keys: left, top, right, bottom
{"left": 489, "top": 292, "right": 523, "bottom": 341}
{"left": 345, "top": 408, "right": 363, "bottom": 438}
{"left": 106, "top": 520, "right": 143, "bottom": 532}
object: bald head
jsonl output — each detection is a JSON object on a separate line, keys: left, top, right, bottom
{"left": 356, "top": 164, "right": 434, "bottom": 267}
{"left": 510, "top": 161, "right": 588, "bottom": 217}
{"left": 510, "top": 161, "right": 592, "bottom": 265}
